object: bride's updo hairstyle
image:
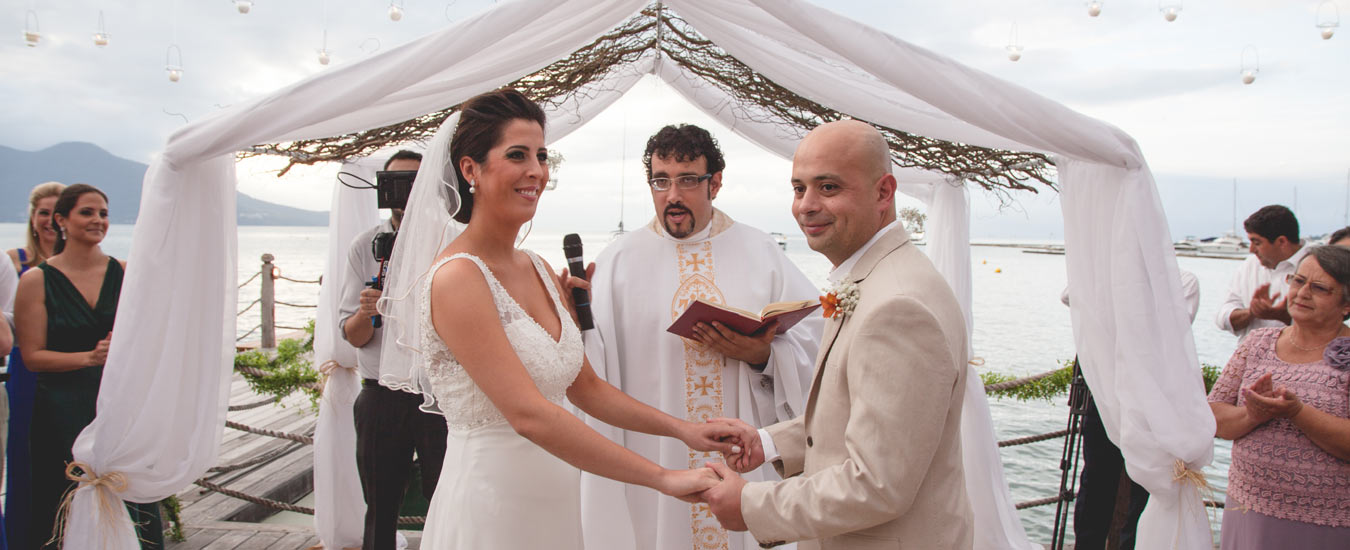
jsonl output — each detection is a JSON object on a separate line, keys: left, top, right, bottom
{"left": 449, "top": 88, "right": 547, "bottom": 224}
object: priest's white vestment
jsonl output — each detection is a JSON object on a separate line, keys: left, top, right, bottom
{"left": 581, "top": 210, "right": 822, "bottom": 550}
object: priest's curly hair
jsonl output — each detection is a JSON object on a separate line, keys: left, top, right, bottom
{"left": 642, "top": 124, "right": 725, "bottom": 179}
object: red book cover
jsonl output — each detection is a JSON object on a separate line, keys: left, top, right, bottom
{"left": 667, "top": 299, "right": 820, "bottom": 339}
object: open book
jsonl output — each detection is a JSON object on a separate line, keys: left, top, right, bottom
{"left": 667, "top": 298, "right": 820, "bottom": 339}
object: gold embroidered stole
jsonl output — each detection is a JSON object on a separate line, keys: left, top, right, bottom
{"left": 671, "top": 240, "right": 729, "bottom": 550}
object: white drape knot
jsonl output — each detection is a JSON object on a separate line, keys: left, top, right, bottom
{"left": 1171, "top": 458, "right": 1218, "bottom": 547}
{"left": 318, "top": 359, "right": 354, "bottom": 390}
{"left": 54, "top": 461, "right": 132, "bottom": 547}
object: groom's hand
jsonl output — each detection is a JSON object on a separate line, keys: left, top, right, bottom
{"left": 703, "top": 462, "right": 748, "bottom": 531}
{"left": 707, "top": 418, "right": 764, "bottom": 472}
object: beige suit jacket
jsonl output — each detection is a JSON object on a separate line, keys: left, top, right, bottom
{"left": 740, "top": 226, "right": 974, "bottom": 550}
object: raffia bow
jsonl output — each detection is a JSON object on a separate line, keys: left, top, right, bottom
{"left": 1170, "top": 459, "right": 1219, "bottom": 548}
{"left": 316, "top": 359, "right": 353, "bottom": 391}
{"left": 52, "top": 461, "right": 133, "bottom": 548}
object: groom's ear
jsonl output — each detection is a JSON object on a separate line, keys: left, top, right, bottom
{"left": 874, "top": 174, "right": 897, "bottom": 213}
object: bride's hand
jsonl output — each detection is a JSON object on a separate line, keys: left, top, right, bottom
{"left": 659, "top": 467, "right": 721, "bottom": 503}
{"left": 679, "top": 420, "right": 742, "bottom": 456}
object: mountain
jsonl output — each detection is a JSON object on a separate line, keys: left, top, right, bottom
{"left": 0, "top": 142, "right": 327, "bottom": 226}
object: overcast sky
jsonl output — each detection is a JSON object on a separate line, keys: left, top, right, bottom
{"left": 3, "top": 0, "right": 1347, "bottom": 238}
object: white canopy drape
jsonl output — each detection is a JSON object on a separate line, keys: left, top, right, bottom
{"left": 66, "top": 1, "right": 1213, "bottom": 548}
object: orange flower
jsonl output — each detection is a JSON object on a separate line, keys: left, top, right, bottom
{"left": 821, "top": 293, "right": 841, "bottom": 319}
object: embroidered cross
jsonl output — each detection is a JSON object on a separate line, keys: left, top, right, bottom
{"left": 685, "top": 253, "right": 707, "bottom": 273}
{"left": 694, "top": 376, "right": 715, "bottom": 396}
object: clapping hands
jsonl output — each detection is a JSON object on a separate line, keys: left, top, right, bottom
{"left": 1242, "top": 372, "right": 1305, "bottom": 420}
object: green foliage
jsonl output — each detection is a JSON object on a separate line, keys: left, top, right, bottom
{"left": 235, "top": 321, "right": 320, "bottom": 407}
{"left": 981, "top": 359, "right": 1224, "bottom": 402}
{"left": 160, "top": 495, "right": 185, "bottom": 542}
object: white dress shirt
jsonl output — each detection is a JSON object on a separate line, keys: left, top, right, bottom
{"left": 1, "top": 261, "right": 17, "bottom": 330}
{"left": 1214, "top": 245, "right": 1308, "bottom": 341}
{"left": 759, "top": 220, "right": 903, "bottom": 463}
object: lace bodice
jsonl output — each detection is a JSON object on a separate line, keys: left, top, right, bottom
{"left": 420, "top": 251, "right": 583, "bottom": 431}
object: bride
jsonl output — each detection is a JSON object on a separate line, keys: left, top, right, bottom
{"left": 404, "top": 89, "right": 733, "bottom": 548}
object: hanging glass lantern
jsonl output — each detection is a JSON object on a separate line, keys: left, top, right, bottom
{"left": 235, "top": 0, "right": 253, "bottom": 14}
{"left": 388, "top": 0, "right": 404, "bottom": 21}
{"left": 1005, "top": 23, "right": 1023, "bottom": 61}
{"left": 24, "top": 11, "right": 41, "bottom": 47}
{"left": 1159, "top": 0, "right": 1182, "bottom": 22}
{"left": 1318, "top": 1, "right": 1340, "bottom": 40}
{"left": 1240, "top": 45, "right": 1259, "bottom": 85}
{"left": 316, "top": 28, "right": 331, "bottom": 65}
{"left": 1086, "top": 1, "right": 1103, "bottom": 18}
{"left": 166, "top": 44, "right": 184, "bottom": 82}
{"left": 92, "top": 10, "right": 110, "bottom": 47}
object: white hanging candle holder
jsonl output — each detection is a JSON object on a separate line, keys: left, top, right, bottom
{"left": 24, "top": 11, "right": 41, "bottom": 47}
{"left": 1240, "top": 45, "right": 1259, "bottom": 85}
{"left": 1317, "top": 1, "right": 1340, "bottom": 40}
{"left": 1086, "top": 1, "right": 1103, "bottom": 18}
{"left": 93, "top": 10, "right": 110, "bottom": 47}
{"left": 388, "top": 0, "right": 404, "bottom": 21}
{"left": 1159, "top": 0, "right": 1182, "bottom": 22}
{"left": 1005, "top": 23, "right": 1023, "bottom": 61}
{"left": 166, "top": 44, "right": 184, "bottom": 82}
{"left": 235, "top": 0, "right": 253, "bottom": 14}
{"left": 317, "top": 28, "right": 331, "bottom": 65}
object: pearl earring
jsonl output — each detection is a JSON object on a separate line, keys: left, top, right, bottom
{"left": 468, "top": 180, "right": 476, "bottom": 194}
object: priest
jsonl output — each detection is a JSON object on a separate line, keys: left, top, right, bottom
{"left": 571, "top": 124, "right": 822, "bottom": 550}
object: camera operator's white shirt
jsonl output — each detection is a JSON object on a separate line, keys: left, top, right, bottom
{"left": 338, "top": 219, "right": 397, "bottom": 380}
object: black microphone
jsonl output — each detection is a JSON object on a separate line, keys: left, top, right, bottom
{"left": 563, "top": 233, "right": 594, "bottom": 331}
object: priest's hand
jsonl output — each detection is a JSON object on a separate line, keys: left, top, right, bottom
{"left": 707, "top": 418, "right": 764, "bottom": 472}
{"left": 692, "top": 320, "right": 777, "bottom": 366}
{"left": 703, "top": 462, "right": 749, "bottom": 531}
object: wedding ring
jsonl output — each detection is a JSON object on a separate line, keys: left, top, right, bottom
{"left": 731, "top": 445, "right": 742, "bottom": 454}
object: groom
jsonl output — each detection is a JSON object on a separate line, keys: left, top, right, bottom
{"left": 701, "top": 120, "right": 974, "bottom": 549}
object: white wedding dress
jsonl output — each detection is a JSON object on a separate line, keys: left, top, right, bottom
{"left": 418, "top": 251, "right": 585, "bottom": 549}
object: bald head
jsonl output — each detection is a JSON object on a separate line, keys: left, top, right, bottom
{"left": 790, "top": 119, "right": 899, "bottom": 266}
{"left": 798, "top": 120, "right": 892, "bottom": 184}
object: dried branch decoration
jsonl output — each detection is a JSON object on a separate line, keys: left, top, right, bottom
{"left": 248, "top": 4, "right": 1054, "bottom": 194}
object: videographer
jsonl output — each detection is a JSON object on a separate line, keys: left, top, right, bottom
{"left": 338, "top": 150, "right": 447, "bottom": 550}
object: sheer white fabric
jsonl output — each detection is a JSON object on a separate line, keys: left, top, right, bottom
{"left": 312, "top": 161, "right": 380, "bottom": 550}
{"left": 419, "top": 253, "right": 583, "bottom": 431}
{"left": 67, "top": 0, "right": 1210, "bottom": 546}
{"left": 419, "top": 252, "right": 584, "bottom": 549}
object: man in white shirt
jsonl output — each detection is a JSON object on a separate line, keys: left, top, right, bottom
{"left": 338, "top": 150, "right": 447, "bottom": 550}
{"left": 1215, "top": 205, "right": 1306, "bottom": 341}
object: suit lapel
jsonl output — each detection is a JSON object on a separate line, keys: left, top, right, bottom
{"left": 801, "top": 226, "right": 910, "bottom": 420}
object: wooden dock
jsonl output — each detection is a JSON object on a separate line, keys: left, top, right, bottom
{"left": 164, "top": 373, "right": 424, "bottom": 549}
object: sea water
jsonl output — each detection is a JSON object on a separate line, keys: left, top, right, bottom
{"left": 0, "top": 223, "right": 1241, "bottom": 542}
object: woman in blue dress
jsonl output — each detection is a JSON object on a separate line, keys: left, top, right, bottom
{"left": 4, "top": 181, "right": 63, "bottom": 550}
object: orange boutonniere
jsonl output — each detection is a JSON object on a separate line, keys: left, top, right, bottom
{"left": 821, "top": 281, "right": 859, "bottom": 320}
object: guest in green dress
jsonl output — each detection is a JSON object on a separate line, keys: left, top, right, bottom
{"left": 13, "top": 184, "right": 162, "bottom": 550}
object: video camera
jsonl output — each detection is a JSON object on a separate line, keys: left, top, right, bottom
{"left": 375, "top": 170, "right": 417, "bottom": 210}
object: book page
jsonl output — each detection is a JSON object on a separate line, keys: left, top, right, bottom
{"left": 759, "top": 299, "right": 819, "bottom": 318}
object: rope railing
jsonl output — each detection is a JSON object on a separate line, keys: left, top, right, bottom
{"left": 193, "top": 478, "right": 426, "bottom": 525}
{"left": 1017, "top": 492, "right": 1072, "bottom": 510}
{"left": 275, "top": 325, "right": 312, "bottom": 332}
{"left": 235, "top": 325, "right": 261, "bottom": 342}
{"left": 234, "top": 365, "right": 322, "bottom": 392}
{"left": 227, "top": 398, "right": 277, "bottom": 412}
{"left": 998, "top": 428, "right": 1072, "bottom": 448}
{"left": 207, "top": 443, "right": 301, "bottom": 474}
{"left": 225, "top": 419, "right": 314, "bottom": 445}
{"left": 984, "top": 368, "right": 1060, "bottom": 393}
{"left": 276, "top": 274, "right": 321, "bottom": 285}
{"left": 238, "top": 271, "right": 262, "bottom": 288}
{"left": 237, "top": 298, "right": 261, "bottom": 317}
{"left": 275, "top": 300, "right": 317, "bottom": 309}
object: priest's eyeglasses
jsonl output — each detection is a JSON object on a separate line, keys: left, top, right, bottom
{"left": 648, "top": 173, "right": 712, "bottom": 191}
{"left": 1286, "top": 273, "right": 1339, "bottom": 297}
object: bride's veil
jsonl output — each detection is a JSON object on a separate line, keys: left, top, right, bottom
{"left": 377, "top": 111, "right": 463, "bottom": 413}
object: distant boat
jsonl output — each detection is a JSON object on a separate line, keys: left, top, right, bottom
{"left": 771, "top": 232, "right": 788, "bottom": 251}
{"left": 1193, "top": 232, "right": 1247, "bottom": 255}
{"left": 610, "top": 220, "right": 626, "bottom": 242}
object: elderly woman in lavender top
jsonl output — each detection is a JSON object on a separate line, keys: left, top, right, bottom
{"left": 1209, "top": 245, "right": 1350, "bottom": 549}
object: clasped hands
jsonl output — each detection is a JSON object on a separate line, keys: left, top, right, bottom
{"left": 1241, "top": 372, "right": 1304, "bottom": 424}
{"left": 666, "top": 417, "right": 766, "bottom": 531}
